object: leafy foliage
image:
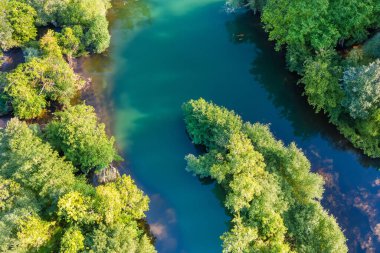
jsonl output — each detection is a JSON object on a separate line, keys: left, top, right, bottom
{"left": 0, "top": 2, "right": 155, "bottom": 252}
{"left": 60, "top": 227, "right": 85, "bottom": 253}
{"left": 301, "top": 50, "right": 344, "bottom": 120}
{"left": 0, "top": 0, "right": 37, "bottom": 50}
{"left": 23, "top": 0, "right": 112, "bottom": 53}
{"left": 4, "top": 31, "right": 84, "bottom": 119}
{"left": 45, "top": 104, "right": 120, "bottom": 174}
{"left": 342, "top": 59, "right": 380, "bottom": 119}
{"left": 183, "top": 99, "right": 347, "bottom": 253}
{"left": 56, "top": 26, "right": 85, "bottom": 57}
{"left": 0, "top": 119, "right": 156, "bottom": 252}
{"left": 230, "top": 0, "right": 380, "bottom": 157}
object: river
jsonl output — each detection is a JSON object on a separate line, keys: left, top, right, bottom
{"left": 81, "top": 0, "right": 380, "bottom": 252}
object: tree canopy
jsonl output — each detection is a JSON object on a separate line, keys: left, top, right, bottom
{"left": 229, "top": 0, "right": 380, "bottom": 157}
{"left": 0, "top": 0, "right": 37, "bottom": 50}
{"left": 183, "top": 99, "right": 347, "bottom": 253}
{"left": 1, "top": 0, "right": 112, "bottom": 54}
{"left": 4, "top": 30, "right": 84, "bottom": 119}
{"left": 0, "top": 119, "right": 156, "bottom": 253}
{"left": 45, "top": 104, "right": 120, "bottom": 174}
{"left": 0, "top": 2, "right": 156, "bottom": 252}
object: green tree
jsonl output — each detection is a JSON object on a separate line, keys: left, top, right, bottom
{"left": 0, "top": 119, "right": 155, "bottom": 252}
{"left": 4, "top": 31, "right": 84, "bottom": 119}
{"left": 58, "top": 191, "right": 98, "bottom": 225}
{"left": 60, "top": 226, "right": 85, "bottom": 253}
{"left": 363, "top": 32, "right": 380, "bottom": 59}
{"left": 301, "top": 51, "right": 344, "bottom": 120}
{"left": 45, "top": 104, "right": 120, "bottom": 173}
{"left": 85, "top": 15, "right": 111, "bottom": 54}
{"left": 0, "top": 119, "right": 77, "bottom": 202}
{"left": 183, "top": 99, "right": 347, "bottom": 253}
{"left": 85, "top": 222, "right": 156, "bottom": 253}
{"left": 0, "top": 0, "right": 37, "bottom": 50}
{"left": 17, "top": 215, "right": 55, "bottom": 251}
{"left": 286, "top": 203, "right": 348, "bottom": 253}
{"left": 182, "top": 98, "right": 242, "bottom": 149}
{"left": 342, "top": 60, "right": 380, "bottom": 119}
{"left": 56, "top": 26, "right": 84, "bottom": 57}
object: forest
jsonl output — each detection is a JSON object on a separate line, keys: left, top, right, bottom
{"left": 227, "top": 0, "right": 380, "bottom": 157}
{"left": 1, "top": 0, "right": 379, "bottom": 252}
{"left": 0, "top": 0, "right": 156, "bottom": 252}
{"left": 183, "top": 98, "right": 347, "bottom": 253}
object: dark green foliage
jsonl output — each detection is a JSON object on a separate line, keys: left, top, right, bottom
{"left": 45, "top": 104, "right": 120, "bottom": 174}
{"left": 301, "top": 50, "right": 344, "bottom": 120}
{"left": 84, "top": 15, "right": 111, "bottom": 54}
{"left": 230, "top": 0, "right": 380, "bottom": 157}
{"left": 0, "top": 73, "right": 11, "bottom": 116}
{"left": 342, "top": 60, "right": 380, "bottom": 119}
{"left": 183, "top": 99, "right": 347, "bottom": 253}
{"left": 363, "top": 32, "right": 380, "bottom": 59}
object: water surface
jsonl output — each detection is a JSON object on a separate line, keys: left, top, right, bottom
{"left": 83, "top": 1, "right": 380, "bottom": 252}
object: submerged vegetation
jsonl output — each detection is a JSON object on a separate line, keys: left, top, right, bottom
{"left": 0, "top": 0, "right": 156, "bottom": 252}
{"left": 227, "top": 0, "right": 380, "bottom": 157}
{"left": 183, "top": 98, "right": 347, "bottom": 252}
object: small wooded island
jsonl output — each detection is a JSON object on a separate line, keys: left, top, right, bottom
{"left": 183, "top": 99, "right": 347, "bottom": 252}
{"left": 0, "top": 0, "right": 379, "bottom": 252}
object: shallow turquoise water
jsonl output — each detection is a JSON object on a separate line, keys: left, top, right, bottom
{"left": 83, "top": 1, "right": 380, "bottom": 252}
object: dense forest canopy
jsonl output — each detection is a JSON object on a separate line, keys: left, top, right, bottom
{"left": 227, "top": 0, "right": 380, "bottom": 158}
{"left": 0, "top": 1, "right": 157, "bottom": 252}
{"left": 0, "top": 119, "right": 156, "bottom": 252}
{"left": 183, "top": 98, "right": 347, "bottom": 253}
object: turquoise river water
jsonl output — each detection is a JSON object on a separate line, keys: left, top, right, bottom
{"left": 82, "top": 0, "right": 380, "bottom": 252}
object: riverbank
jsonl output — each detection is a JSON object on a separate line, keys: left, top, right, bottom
{"left": 104, "top": 1, "right": 380, "bottom": 251}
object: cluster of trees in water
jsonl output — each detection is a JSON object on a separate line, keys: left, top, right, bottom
{"left": 228, "top": 0, "right": 380, "bottom": 157}
{"left": 183, "top": 98, "right": 347, "bottom": 253}
{"left": 0, "top": 1, "right": 156, "bottom": 252}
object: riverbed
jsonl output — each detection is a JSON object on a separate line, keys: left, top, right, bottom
{"left": 81, "top": 0, "right": 380, "bottom": 252}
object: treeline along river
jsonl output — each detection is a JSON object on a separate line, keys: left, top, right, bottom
{"left": 81, "top": 0, "right": 380, "bottom": 252}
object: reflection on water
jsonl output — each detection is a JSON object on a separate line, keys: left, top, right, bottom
{"left": 82, "top": 1, "right": 380, "bottom": 252}
{"left": 226, "top": 11, "right": 380, "bottom": 168}
{"left": 226, "top": 10, "right": 380, "bottom": 252}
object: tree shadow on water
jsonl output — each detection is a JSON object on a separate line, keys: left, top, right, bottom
{"left": 225, "top": 10, "right": 380, "bottom": 252}
{"left": 225, "top": 10, "right": 380, "bottom": 169}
